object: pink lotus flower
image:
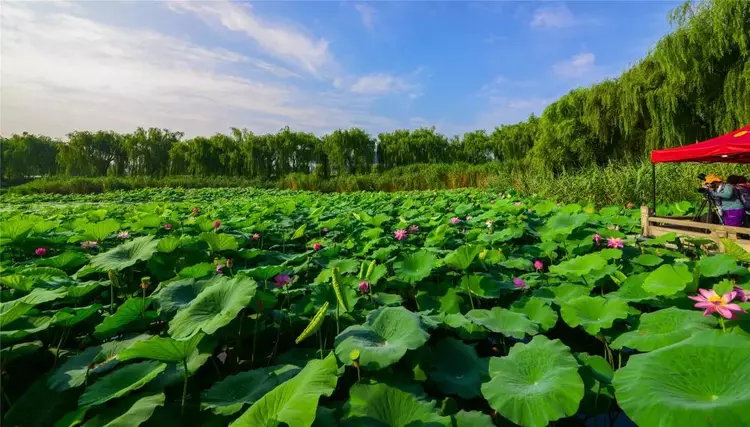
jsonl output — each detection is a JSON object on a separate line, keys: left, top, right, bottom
{"left": 534, "top": 260, "right": 544, "bottom": 271}
{"left": 689, "top": 289, "right": 745, "bottom": 319}
{"left": 450, "top": 217, "right": 460, "bottom": 225}
{"left": 607, "top": 237, "right": 624, "bottom": 249}
{"left": 117, "top": 231, "right": 129, "bottom": 239}
{"left": 513, "top": 277, "right": 526, "bottom": 289}
{"left": 313, "top": 243, "right": 322, "bottom": 251}
{"left": 465, "top": 215, "right": 472, "bottom": 221}
{"left": 734, "top": 286, "right": 750, "bottom": 302}
{"left": 213, "top": 221, "right": 221, "bottom": 229}
{"left": 408, "top": 225, "right": 419, "bottom": 233}
{"left": 323, "top": 227, "right": 329, "bottom": 233}
{"left": 192, "top": 207, "right": 199, "bottom": 215}
{"left": 273, "top": 275, "right": 291, "bottom": 288}
{"left": 252, "top": 233, "right": 260, "bottom": 240}
{"left": 81, "top": 241, "right": 98, "bottom": 249}
{"left": 394, "top": 229, "right": 408, "bottom": 241}
{"left": 593, "top": 234, "right": 601, "bottom": 245}
{"left": 486, "top": 220, "right": 493, "bottom": 228}
{"left": 359, "top": 281, "right": 370, "bottom": 293}
{"left": 216, "top": 264, "right": 224, "bottom": 275}
{"left": 35, "top": 247, "right": 47, "bottom": 257}
{"left": 164, "top": 223, "right": 173, "bottom": 231}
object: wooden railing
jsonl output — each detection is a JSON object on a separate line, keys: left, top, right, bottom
{"left": 640, "top": 206, "right": 750, "bottom": 251}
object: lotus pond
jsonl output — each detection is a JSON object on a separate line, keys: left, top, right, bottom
{"left": 1, "top": 188, "right": 749, "bottom": 427}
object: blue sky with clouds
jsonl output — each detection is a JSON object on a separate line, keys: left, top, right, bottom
{"left": 1, "top": 0, "right": 679, "bottom": 138}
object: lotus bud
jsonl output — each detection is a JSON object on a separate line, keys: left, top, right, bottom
{"left": 226, "top": 258, "right": 233, "bottom": 268}
{"left": 140, "top": 276, "right": 151, "bottom": 289}
{"left": 479, "top": 249, "right": 488, "bottom": 262}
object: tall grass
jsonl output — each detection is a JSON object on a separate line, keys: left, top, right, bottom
{"left": 8, "top": 161, "right": 750, "bottom": 206}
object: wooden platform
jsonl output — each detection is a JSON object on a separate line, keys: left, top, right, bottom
{"left": 640, "top": 206, "right": 750, "bottom": 251}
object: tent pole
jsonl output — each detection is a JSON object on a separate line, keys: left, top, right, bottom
{"left": 651, "top": 162, "right": 656, "bottom": 215}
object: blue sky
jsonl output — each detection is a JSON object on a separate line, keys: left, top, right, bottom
{"left": 1, "top": 0, "right": 679, "bottom": 138}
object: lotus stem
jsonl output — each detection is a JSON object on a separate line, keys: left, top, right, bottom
{"left": 251, "top": 313, "right": 259, "bottom": 365}
{"left": 236, "top": 308, "right": 245, "bottom": 364}
{"left": 464, "top": 275, "right": 475, "bottom": 310}
{"left": 181, "top": 358, "right": 189, "bottom": 416}
{"left": 110, "top": 281, "right": 115, "bottom": 314}
{"left": 318, "top": 329, "right": 323, "bottom": 360}
{"left": 719, "top": 317, "right": 726, "bottom": 333}
{"left": 335, "top": 303, "right": 340, "bottom": 335}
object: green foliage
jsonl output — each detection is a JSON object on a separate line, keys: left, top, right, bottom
{"left": 2, "top": 184, "right": 749, "bottom": 426}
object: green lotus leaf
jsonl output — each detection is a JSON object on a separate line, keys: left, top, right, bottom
{"left": 156, "top": 236, "right": 182, "bottom": 253}
{"left": 335, "top": 306, "right": 429, "bottom": 370}
{"left": 230, "top": 353, "right": 338, "bottom": 427}
{"left": 721, "top": 238, "right": 750, "bottom": 262}
{"left": 0, "top": 340, "right": 43, "bottom": 365}
{"left": 80, "top": 392, "right": 164, "bottom": 427}
{"left": 533, "top": 283, "right": 592, "bottom": 304}
{"left": 394, "top": 250, "right": 436, "bottom": 284}
{"left": 500, "top": 257, "right": 534, "bottom": 271}
{"left": 200, "top": 232, "right": 239, "bottom": 252}
{"left": 461, "top": 274, "right": 502, "bottom": 299}
{"left": 36, "top": 251, "right": 89, "bottom": 271}
{"left": 50, "top": 304, "right": 101, "bottom": 328}
{"left": 90, "top": 236, "right": 160, "bottom": 271}
{"left": 642, "top": 263, "right": 692, "bottom": 296}
{"left": 66, "top": 281, "right": 104, "bottom": 299}
{"left": 613, "top": 331, "right": 750, "bottom": 427}
{"left": 118, "top": 333, "right": 204, "bottom": 362}
{"left": 169, "top": 275, "right": 257, "bottom": 339}
{"left": 641, "top": 232, "right": 678, "bottom": 246}
{"left": 0, "top": 218, "right": 34, "bottom": 244}
{"left": 425, "top": 224, "right": 450, "bottom": 247}
{"left": 1, "top": 288, "right": 67, "bottom": 327}
{"left": 290, "top": 223, "right": 307, "bottom": 240}
{"left": 177, "top": 262, "right": 216, "bottom": 279}
{"left": 372, "top": 293, "right": 403, "bottom": 306}
{"left": 151, "top": 278, "right": 207, "bottom": 315}
{"left": 511, "top": 297, "right": 559, "bottom": 332}
{"left": 442, "top": 313, "right": 488, "bottom": 340}
{"left": 428, "top": 337, "right": 488, "bottom": 399}
{"left": 78, "top": 360, "right": 166, "bottom": 408}
{"left": 239, "top": 265, "right": 286, "bottom": 281}
{"left": 481, "top": 335, "right": 584, "bottom": 427}
{"left": 698, "top": 254, "right": 738, "bottom": 277}
{"left": 341, "top": 383, "right": 449, "bottom": 427}
{"left": 94, "top": 298, "right": 156, "bottom": 339}
{"left": 201, "top": 365, "right": 301, "bottom": 415}
{"left": 0, "top": 274, "right": 35, "bottom": 292}
{"left": 549, "top": 253, "right": 606, "bottom": 277}
{"left": 630, "top": 254, "right": 664, "bottom": 267}
{"left": 451, "top": 410, "right": 494, "bottom": 427}
{"left": 575, "top": 353, "right": 613, "bottom": 384}
{"left": 466, "top": 307, "right": 539, "bottom": 339}
{"left": 560, "top": 296, "right": 629, "bottom": 335}
{"left": 79, "top": 219, "right": 120, "bottom": 241}
{"left": 611, "top": 307, "right": 718, "bottom": 351}
{"left": 49, "top": 334, "right": 151, "bottom": 391}
{"left": 608, "top": 272, "right": 655, "bottom": 302}
{"left": 444, "top": 244, "right": 483, "bottom": 270}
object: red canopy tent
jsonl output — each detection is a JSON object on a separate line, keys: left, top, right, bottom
{"left": 648, "top": 124, "right": 750, "bottom": 213}
{"left": 651, "top": 124, "right": 750, "bottom": 163}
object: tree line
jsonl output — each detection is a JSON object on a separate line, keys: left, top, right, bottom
{"left": 2, "top": 0, "right": 747, "bottom": 183}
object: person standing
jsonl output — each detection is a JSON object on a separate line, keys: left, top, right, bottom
{"left": 704, "top": 174, "right": 744, "bottom": 226}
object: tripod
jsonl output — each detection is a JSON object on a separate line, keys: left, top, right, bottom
{"left": 693, "top": 192, "right": 724, "bottom": 225}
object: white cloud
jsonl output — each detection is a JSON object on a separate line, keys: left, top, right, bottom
{"left": 350, "top": 73, "right": 414, "bottom": 95}
{"left": 168, "top": 0, "right": 336, "bottom": 78}
{"left": 531, "top": 4, "right": 576, "bottom": 28}
{"left": 354, "top": 3, "right": 376, "bottom": 30}
{"left": 474, "top": 96, "right": 552, "bottom": 129}
{"left": 553, "top": 52, "right": 596, "bottom": 77}
{"left": 0, "top": 3, "right": 401, "bottom": 138}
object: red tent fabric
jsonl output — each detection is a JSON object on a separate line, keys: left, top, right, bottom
{"left": 651, "top": 124, "right": 750, "bottom": 163}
